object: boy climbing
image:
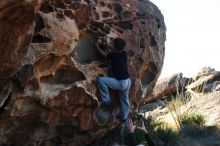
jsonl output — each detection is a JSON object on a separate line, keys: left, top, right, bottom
{"left": 96, "top": 38, "right": 131, "bottom": 122}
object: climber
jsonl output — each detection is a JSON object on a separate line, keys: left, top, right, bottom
{"left": 96, "top": 37, "right": 131, "bottom": 122}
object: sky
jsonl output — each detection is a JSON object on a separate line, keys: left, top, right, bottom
{"left": 149, "top": 0, "right": 220, "bottom": 78}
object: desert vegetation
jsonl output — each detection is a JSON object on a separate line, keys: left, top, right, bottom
{"left": 137, "top": 68, "right": 220, "bottom": 146}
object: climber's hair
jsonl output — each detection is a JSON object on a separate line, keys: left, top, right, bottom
{"left": 113, "top": 38, "right": 126, "bottom": 52}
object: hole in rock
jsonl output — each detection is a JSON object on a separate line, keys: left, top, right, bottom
{"left": 34, "top": 14, "right": 45, "bottom": 33}
{"left": 117, "top": 21, "right": 133, "bottom": 30}
{"left": 140, "top": 62, "right": 157, "bottom": 88}
{"left": 40, "top": 2, "right": 54, "bottom": 13}
{"left": 103, "top": 25, "right": 111, "bottom": 34}
{"left": 150, "top": 35, "right": 157, "bottom": 47}
{"left": 91, "top": 22, "right": 104, "bottom": 28}
{"left": 64, "top": 0, "right": 72, "bottom": 4}
{"left": 113, "top": 3, "right": 122, "bottom": 14}
{"left": 99, "top": 1, "right": 106, "bottom": 7}
{"left": 17, "top": 64, "right": 34, "bottom": 84}
{"left": 56, "top": 13, "right": 65, "bottom": 19}
{"left": 136, "top": 11, "right": 146, "bottom": 19}
{"left": 156, "top": 18, "right": 161, "bottom": 28}
{"left": 78, "top": 23, "right": 87, "bottom": 30}
{"left": 32, "top": 34, "right": 51, "bottom": 43}
{"left": 40, "top": 75, "right": 54, "bottom": 84}
{"left": 118, "top": 15, "right": 123, "bottom": 20}
{"left": 55, "top": 125, "right": 76, "bottom": 138}
{"left": 90, "top": 25, "right": 98, "bottom": 32}
{"left": 54, "top": 1, "right": 66, "bottom": 9}
{"left": 40, "top": 65, "right": 85, "bottom": 84}
{"left": 0, "top": 94, "right": 11, "bottom": 113}
{"left": 107, "top": 4, "right": 112, "bottom": 9}
{"left": 54, "top": 66, "right": 85, "bottom": 84}
{"left": 114, "top": 16, "right": 119, "bottom": 20}
{"left": 84, "top": 0, "right": 90, "bottom": 4}
{"left": 122, "top": 11, "right": 132, "bottom": 20}
{"left": 127, "top": 50, "right": 134, "bottom": 57}
{"left": 94, "top": 12, "right": 100, "bottom": 20}
{"left": 102, "top": 11, "right": 112, "bottom": 18}
{"left": 140, "top": 38, "right": 145, "bottom": 49}
{"left": 64, "top": 10, "right": 74, "bottom": 19}
{"left": 74, "top": 33, "right": 101, "bottom": 64}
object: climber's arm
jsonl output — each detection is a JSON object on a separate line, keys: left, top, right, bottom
{"left": 95, "top": 41, "right": 107, "bottom": 59}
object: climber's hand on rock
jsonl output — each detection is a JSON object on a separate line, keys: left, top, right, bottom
{"left": 96, "top": 39, "right": 102, "bottom": 45}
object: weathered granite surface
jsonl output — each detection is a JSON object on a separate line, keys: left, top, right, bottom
{"left": 0, "top": 0, "right": 166, "bottom": 145}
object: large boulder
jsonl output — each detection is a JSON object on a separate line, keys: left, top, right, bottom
{"left": 0, "top": 0, "right": 166, "bottom": 145}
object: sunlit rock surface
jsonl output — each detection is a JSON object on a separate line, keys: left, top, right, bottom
{"left": 186, "top": 67, "right": 220, "bottom": 93}
{"left": 141, "top": 73, "right": 192, "bottom": 105}
{"left": 0, "top": 0, "right": 166, "bottom": 145}
{"left": 141, "top": 67, "right": 220, "bottom": 105}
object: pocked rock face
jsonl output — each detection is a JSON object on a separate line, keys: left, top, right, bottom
{"left": 0, "top": 0, "right": 37, "bottom": 90}
{"left": 0, "top": 0, "right": 166, "bottom": 145}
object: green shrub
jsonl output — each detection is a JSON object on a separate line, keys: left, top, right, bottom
{"left": 154, "top": 123, "right": 179, "bottom": 144}
{"left": 142, "top": 115, "right": 164, "bottom": 133}
{"left": 179, "top": 113, "right": 209, "bottom": 137}
{"left": 135, "top": 116, "right": 179, "bottom": 145}
{"left": 179, "top": 113, "right": 205, "bottom": 126}
{"left": 159, "top": 92, "right": 191, "bottom": 129}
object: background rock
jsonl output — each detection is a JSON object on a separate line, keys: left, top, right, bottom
{"left": 186, "top": 67, "right": 220, "bottom": 94}
{"left": 0, "top": 0, "right": 166, "bottom": 145}
{"left": 141, "top": 73, "right": 192, "bottom": 105}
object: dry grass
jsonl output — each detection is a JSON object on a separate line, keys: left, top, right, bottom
{"left": 140, "top": 74, "right": 220, "bottom": 146}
